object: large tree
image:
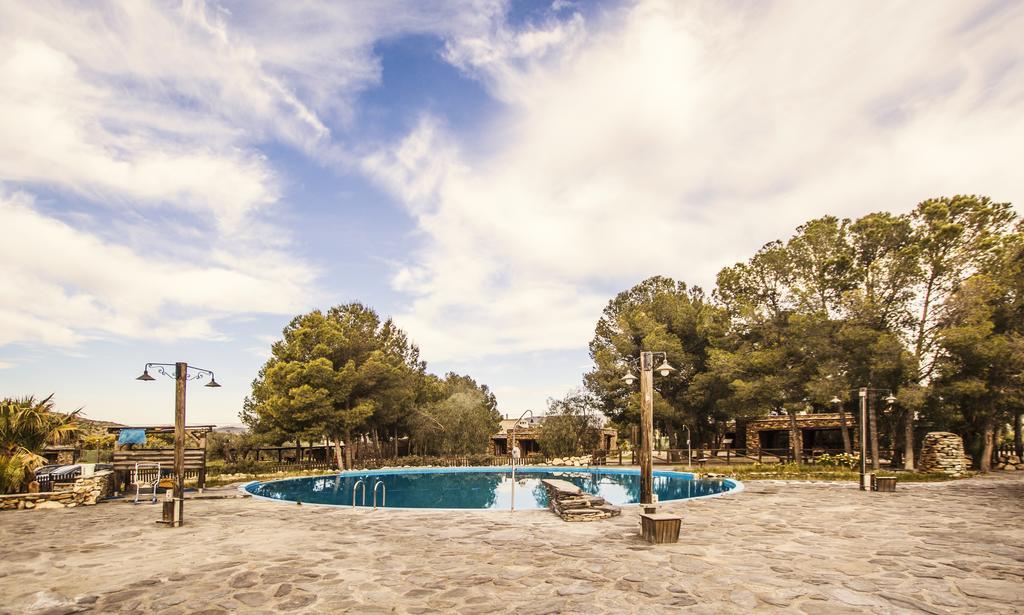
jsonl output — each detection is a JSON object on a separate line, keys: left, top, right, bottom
{"left": 902, "top": 196, "right": 1017, "bottom": 467}
{"left": 406, "top": 374, "right": 501, "bottom": 456}
{"left": 537, "top": 389, "right": 602, "bottom": 457}
{"left": 932, "top": 227, "right": 1024, "bottom": 470}
{"left": 713, "top": 240, "right": 842, "bottom": 462}
{"left": 243, "top": 304, "right": 423, "bottom": 469}
{"left": 585, "top": 276, "right": 728, "bottom": 449}
{"left": 711, "top": 214, "right": 919, "bottom": 466}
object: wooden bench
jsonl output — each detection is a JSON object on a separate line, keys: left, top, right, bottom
{"left": 640, "top": 513, "right": 682, "bottom": 544}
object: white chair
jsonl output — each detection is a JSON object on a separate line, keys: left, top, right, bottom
{"left": 133, "top": 462, "right": 161, "bottom": 504}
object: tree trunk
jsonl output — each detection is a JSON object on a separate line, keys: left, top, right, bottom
{"left": 394, "top": 426, "right": 399, "bottom": 459}
{"left": 331, "top": 435, "right": 344, "bottom": 470}
{"left": 372, "top": 427, "right": 381, "bottom": 458}
{"left": 342, "top": 429, "right": 353, "bottom": 470}
{"left": 868, "top": 397, "right": 880, "bottom": 471}
{"left": 1015, "top": 411, "right": 1022, "bottom": 459}
{"left": 838, "top": 406, "right": 852, "bottom": 455}
{"left": 788, "top": 411, "right": 802, "bottom": 465}
{"left": 979, "top": 417, "right": 995, "bottom": 472}
{"left": 903, "top": 410, "right": 915, "bottom": 469}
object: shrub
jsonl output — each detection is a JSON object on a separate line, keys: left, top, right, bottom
{"left": 815, "top": 452, "right": 859, "bottom": 469}
{"left": 0, "top": 395, "right": 78, "bottom": 494}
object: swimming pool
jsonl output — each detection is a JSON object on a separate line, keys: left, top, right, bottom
{"left": 244, "top": 467, "right": 741, "bottom": 510}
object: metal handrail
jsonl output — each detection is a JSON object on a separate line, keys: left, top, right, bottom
{"left": 352, "top": 478, "right": 366, "bottom": 508}
{"left": 373, "top": 480, "right": 386, "bottom": 509}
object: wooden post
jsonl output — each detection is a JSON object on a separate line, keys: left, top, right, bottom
{"left": 173, "top": 362, "right": 187, "bottom": 527}
{"left": 859, "top": 388, "right": 868, "bottom": 491}
{"left": 639, "top": 351, "right": 654, "bottom": 505}
{"left": 868, "top": 395, "right": 880, "bottom": 471}
{"left": 1015, "top": 411, "right": 1022, "bottom": 459}
{"left": 903, "top": 408, "right": 915, "bottom": 470}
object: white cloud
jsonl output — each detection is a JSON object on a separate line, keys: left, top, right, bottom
{"left": 0, "top": 0, "right": 508, "bottom": 352}
{"left": 368, "top": 0, "right": 1024, "bottom": 362}
{"left": 0, "top": 191, "right": 314, "bottom": 347}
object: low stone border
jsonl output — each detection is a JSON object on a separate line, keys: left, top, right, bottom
{"left": 0, "top": 470, "right": 113, "bottom": 511}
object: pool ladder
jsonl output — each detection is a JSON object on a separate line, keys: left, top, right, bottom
{"left": 352, "top": 479, "right": 366, "bottom": 507}
{"left": 351, "top": 478, "right": 386, "bottom": 510}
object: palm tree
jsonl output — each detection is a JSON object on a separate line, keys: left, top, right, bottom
{"left": 0, "top": 395, "right": 79, "bottom": 494}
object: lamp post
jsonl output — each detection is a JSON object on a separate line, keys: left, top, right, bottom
{"left": 842, "top": 388, "right": 895, "bottom": 491}
{"left": 829, "top": 396, "right": 852, "bottom": 455}
{"left": 136, "top": 362, "right": 220, "bottom": 527}
{"left": 510, "top": 409, "right": 533, "bottom": 512}
{"left": 621, "top": 351, "right": 676, "bottom": 505}
{"left": 680, "top": 424, "right": 691, "bottom": 469}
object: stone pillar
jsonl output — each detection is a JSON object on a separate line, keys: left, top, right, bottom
{"left": 918, "top": 432, "right": 966, "bottom": 477}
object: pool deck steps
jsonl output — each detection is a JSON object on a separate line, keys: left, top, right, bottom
{"left": 541, "top": 479, "right": 621, "bottom": 522}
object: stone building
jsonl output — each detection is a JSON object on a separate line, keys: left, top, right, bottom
{"left": 734, "top": 413, "right": 858, "bottom": 454}
{"left": 490, "top": 416, "right": 618, "bottom": 456}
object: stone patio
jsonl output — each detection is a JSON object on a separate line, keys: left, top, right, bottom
{"left": 1, "top": 472, "right": 1021, "bottom": 614}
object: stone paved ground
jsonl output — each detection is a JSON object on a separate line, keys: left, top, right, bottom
{"left": 1, "top": 473, "right": 1022, "bottom": 614}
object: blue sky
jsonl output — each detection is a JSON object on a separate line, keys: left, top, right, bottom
{"left": 1, "top": 0, "right": 1022, "bottom": 425}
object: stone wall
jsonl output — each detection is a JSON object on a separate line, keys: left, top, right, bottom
{"left": 918, "top": 432, "right": 967, "bottom": 476}
{"left": 996, "top": 452, "right": 1021, "bottom": 471}
{"left": 0, "top": 470, "right": 113, "bottom": 511}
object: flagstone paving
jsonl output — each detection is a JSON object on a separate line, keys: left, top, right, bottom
{"left": 1, "top": 472, "right": 1021, "bottom": 614}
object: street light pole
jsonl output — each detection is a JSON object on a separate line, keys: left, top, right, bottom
{"left": 174, "top": 362, "right": 187, "bottom": 524}
{"left": 137, "top": 362, "right": 220, "bottom": 527}
{"left": 859, "top": 388, "right": 868, "bottom": 491}
{"left": 848, "top": 387, "right": 896, "bottom": 491}
{"left": 639, "top": 353, "right": 655, "bottom": 504}
{"left": 622, "top": 351, "right": 675, "bottom": 506}
{"left": 680, "top": 424, "right": 691, "bottom": 469}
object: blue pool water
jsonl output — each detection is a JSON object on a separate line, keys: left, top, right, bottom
{"left": 244, "top": 467, "right": 740, "bottom": 509}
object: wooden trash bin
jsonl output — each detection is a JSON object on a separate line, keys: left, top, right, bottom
{"left": 159, "top": 500, "right": 175, "bottom": 525}
{"left": 873, "top": 476, "right": 897, "bottom": 492}
{"left": 640, "top": 513, "right": 681, "bottom": 544}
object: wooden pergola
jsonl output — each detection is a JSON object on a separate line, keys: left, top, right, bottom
{"left": 107, "top": 425, "right": 215, "bottom": 491}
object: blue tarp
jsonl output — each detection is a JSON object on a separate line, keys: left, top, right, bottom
{"left": 116, "top": 429, "right": 147, "bottom": 446}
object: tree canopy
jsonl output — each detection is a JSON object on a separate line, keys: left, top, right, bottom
{"left": 585, "top": 195, "right": 1021, "bottom": 469}
{"left": 243, "top": 303, "right": 500, "bottom": 467}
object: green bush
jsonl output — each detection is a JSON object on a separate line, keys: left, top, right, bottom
{"left": 815, "top": 452, "right": 859, "bottom": 469}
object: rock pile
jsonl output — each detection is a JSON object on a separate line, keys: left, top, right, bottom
{"left": 541, "top": 478, "right": 621, "bottom": 522}
{"left": 919, "top": 432, "right": 967, "bottom": 476}
{"left": 995, "top": 453, "right": 1021, "bottom": 471}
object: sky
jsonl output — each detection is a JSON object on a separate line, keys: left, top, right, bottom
{"left": 1, "top": 0, "right": 1022, "bottom": 426}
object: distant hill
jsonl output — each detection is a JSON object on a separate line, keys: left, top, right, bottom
{"left": 213, "top": 424, "right": 248, "bottom": 434}
{"left": 59, "top": 412, "right": 124, "bottom": 438}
